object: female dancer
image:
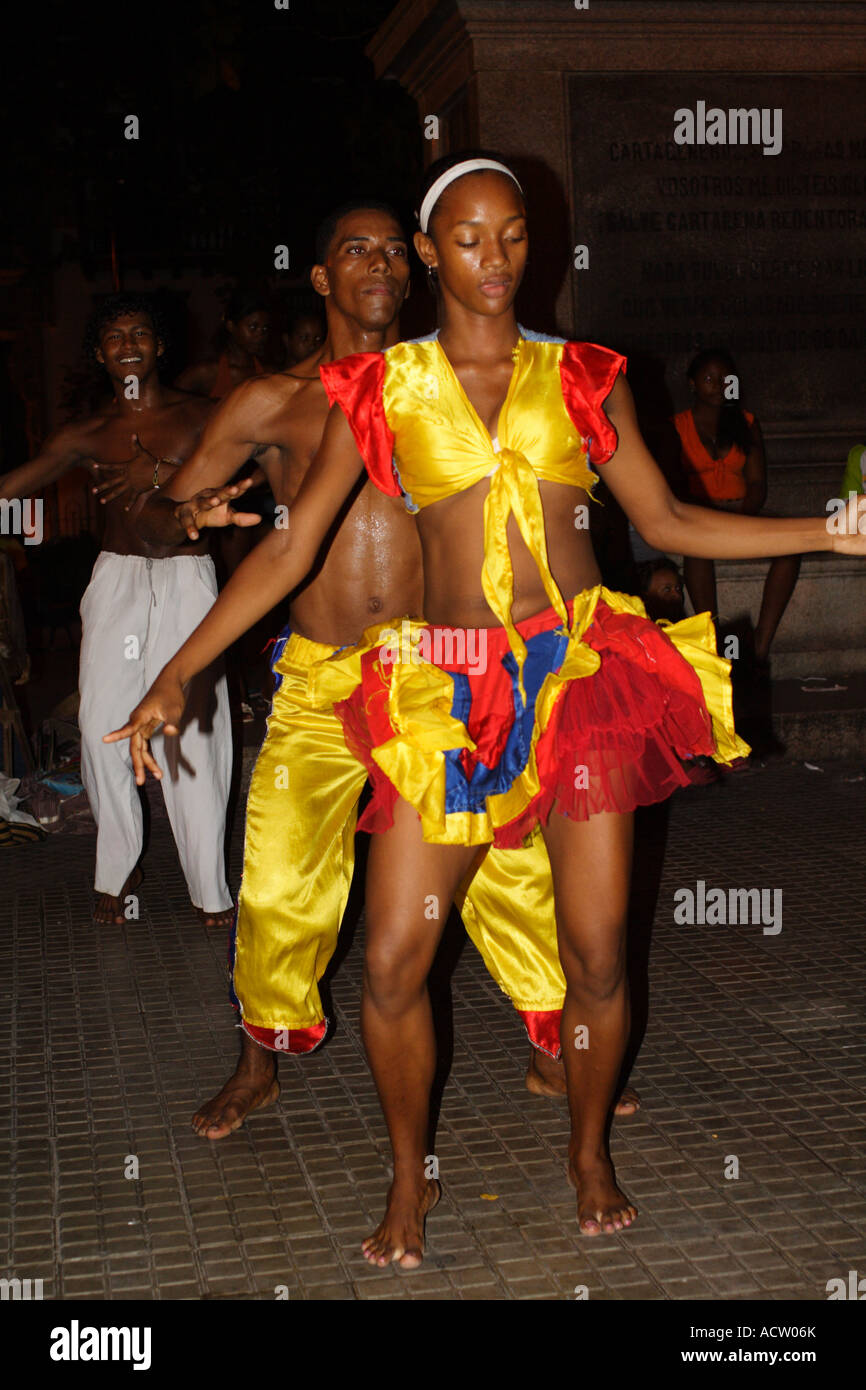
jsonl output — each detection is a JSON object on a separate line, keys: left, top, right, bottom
{"left": 674, "top": 348, "right": 800, "bottom": 665}
{"left": 107, "top": 152, "right": 865, "bottom": 1263}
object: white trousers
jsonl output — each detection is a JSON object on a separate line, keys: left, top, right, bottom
{"left": 78, "top": 552, "right": 233, "bottom": 910}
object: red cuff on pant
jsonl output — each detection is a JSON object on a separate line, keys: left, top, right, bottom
{"left": 240, "top": 1018, "right": 328, "bottom": 1054}
{"left": 520, "top": 1009, "right": 562, "bottom": 1059}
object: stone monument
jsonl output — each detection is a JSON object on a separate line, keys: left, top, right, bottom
{"left": 368, "top": 0, "right": 866, "bottom": 696}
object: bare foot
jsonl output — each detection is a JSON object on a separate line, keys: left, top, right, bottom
{"left": 361, "top": 1176, "right": 441, "bottom": 1270}
{"left": 525, "top": 1051, "right": 641, "bottom": 1116}
{"left": 614, "top": 1084, "right": 641, "bottom": 1117}
{"left": 191, "top": 1035, "right": 279, "bottom": 1139}
{"left": 193, "top": 903, "right": 236, "bottom": 928}
{"left": 525, "top": 1048, "right": 568, "bottom": 1097}
{"left": 568, "top": 1154, "right": 638, "bottom": 1236}
{"left": 94, "top": 866, "right": 142, "bottom": 925}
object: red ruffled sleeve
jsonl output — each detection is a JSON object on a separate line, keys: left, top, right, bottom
{"left": 559, "top": 341, "right": 627, "bottom": 465}
{"left": 319, "top": 353, "right": 400, "bottom": 498}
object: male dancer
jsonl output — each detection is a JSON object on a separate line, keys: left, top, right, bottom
{"left": 0, "top": 294, "right": 234, "bottom": 928}
{"left": 130, "top": 203, "right": 641, "bottom": 1134}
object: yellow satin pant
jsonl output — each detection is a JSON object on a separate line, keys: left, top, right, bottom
{"left": 231, "top": 631, "right": 566, "bottom": 1055}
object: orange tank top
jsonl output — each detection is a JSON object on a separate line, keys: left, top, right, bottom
{"left": 673, "top": 408, "right": 754, "bottom": 503}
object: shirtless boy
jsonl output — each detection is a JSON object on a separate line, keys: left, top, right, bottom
{"left": 0, "top": 294, "right": 233, "bottom": 927}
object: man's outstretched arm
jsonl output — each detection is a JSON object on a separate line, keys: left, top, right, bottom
{"left": 0, "top": 424, "right": 87, "bottom": 500}
{"left": 105, "top": 403, "right": 366, "bottom": 782}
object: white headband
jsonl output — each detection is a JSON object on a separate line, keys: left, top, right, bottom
{"left": 418, "top": 159, "right": 524, "bottom": 233}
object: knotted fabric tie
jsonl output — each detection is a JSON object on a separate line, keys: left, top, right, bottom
{"left": 481, "top": 446, "right": 571, "bottom": 702}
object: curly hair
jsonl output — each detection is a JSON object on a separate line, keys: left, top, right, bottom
{"left": 83, "top": 293, "right": 169, "bottom": 361}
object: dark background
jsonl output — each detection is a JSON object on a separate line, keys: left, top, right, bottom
{"left": 0, "top": 0, "right": 434, "bottom": 527}
{"left": 1, "top": 0, "right": 422, "bottom": 286}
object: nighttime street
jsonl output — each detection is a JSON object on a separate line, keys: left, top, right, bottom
{"left": 2, "top": 0, "right": 865, "bottom": 1346}
{"left": 4, "top": 754, "right": 865, "bottom": 1300}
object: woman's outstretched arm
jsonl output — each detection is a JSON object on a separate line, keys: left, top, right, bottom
{"left": 104, "top": 404, "right": 364, "bottom": 781}
{"left": 603, "top": 375, "right": 863, "bottom": 558}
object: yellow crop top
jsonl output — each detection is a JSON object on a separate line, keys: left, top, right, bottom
{"left": 321, "top": 334, "right": 626, "bottom": 693}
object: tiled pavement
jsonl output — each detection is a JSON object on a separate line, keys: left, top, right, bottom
{"left": 2, "top": 756, "right": 865, "bottom": 1301}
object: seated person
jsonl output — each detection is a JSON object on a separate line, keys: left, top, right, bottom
{"left": 673, "top": 348, "right": 800, "bottom": 667}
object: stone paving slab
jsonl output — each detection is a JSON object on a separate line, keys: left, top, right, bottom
{"left": 1, "top": 757, "right": 865, "bottom": 1300}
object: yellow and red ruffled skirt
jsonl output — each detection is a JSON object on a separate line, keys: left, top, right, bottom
{"left": 307, "top": 586, "right": 749, "bottom": 849}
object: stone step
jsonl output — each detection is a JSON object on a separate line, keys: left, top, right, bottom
{"left": 763, "top": 459, "right": 853, "bottom": 517}
{"left": 713, "top": 551, "right": 866, "bottom": 678}
{"left": 734, "top": 671, "right": 866, "bottom": 761}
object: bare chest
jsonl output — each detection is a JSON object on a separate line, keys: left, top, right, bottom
{"left": 83, "top": 413, "right": 198, "bottom": 473}
{"left": 262, "top": 403, "right": 331, "bottom": 507}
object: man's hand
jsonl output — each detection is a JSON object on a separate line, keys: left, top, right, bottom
{"left": 92, "top": 434, "right": 169, "bottom": 509}
{"left": 103, "top": 670, "right": 188, "bottom": 784}
{"left": 175, "top": 476, "right": 264, "bottom": 540}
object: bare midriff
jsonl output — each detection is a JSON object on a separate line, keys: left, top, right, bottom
{"left": 416, "top": 475, "right": 601, "bottom": 630}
